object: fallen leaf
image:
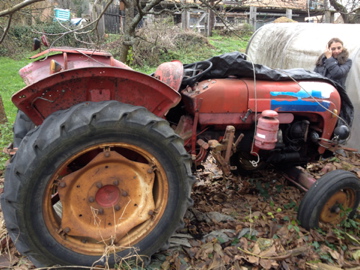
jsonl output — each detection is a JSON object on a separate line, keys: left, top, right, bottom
{"left": 252, "top": 242, "right": 261, "bottom": 255}
{"left": 328, "top": 248, "right": 341, "bottom": 261}
{"left": 352, "top": 249, "right": 360, "bottom": 261}
{"left": 260, "top": 258, "right": 278, "bottom": 269}
{"left": 307, "top": 262, "right": 343, "bottom": 270}
{"left": 259, "top": 245, "right": 277, "bottom": 258}
{"left": 346, "top": 233, "right": 360, "bottom": 245}
{"left": 246, "top": 255, "right": 259, "bottom": 264}
{"left": 256, "top": 238, "right": 274, "bottom": 251}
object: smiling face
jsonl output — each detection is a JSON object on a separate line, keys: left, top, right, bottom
{"left": 329, "top": 42, "right": 343, "bottom": 58}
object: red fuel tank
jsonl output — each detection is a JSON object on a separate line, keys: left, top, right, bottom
{"left": 255, "top": 110, "right": 279, "bottom": 150}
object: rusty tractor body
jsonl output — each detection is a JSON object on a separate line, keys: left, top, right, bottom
{"left": 2, "top": 48, "right": 360, "bottom": 268}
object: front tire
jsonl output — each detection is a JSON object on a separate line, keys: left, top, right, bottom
{"left": 297, "top": 170, "right": 360, "bottom": 230}
{"left": 1, "top": 101, "right": 194, "bottom": 267}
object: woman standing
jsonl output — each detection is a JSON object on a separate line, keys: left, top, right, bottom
{"left": 314, "top": 37, "right": 352, "bottom": 88}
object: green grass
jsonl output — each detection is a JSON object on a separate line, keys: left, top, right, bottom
{"left": 137, "top": 34, "right": 251, "bottom": 74}
{"left": 172, "top": 34, "right": 250, "bottom": 65}
{"left": 208, "top": 34, "right": 251, "bottom": 55}
{"left": 0, "top": 122, "right": 13, "bottom": 170}
{"left": 0, "top": 57, "right": 29, "bottom": 123}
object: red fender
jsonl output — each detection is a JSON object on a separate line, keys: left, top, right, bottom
{"left": 12, "top": 67, "right": 181, "bottom": 126}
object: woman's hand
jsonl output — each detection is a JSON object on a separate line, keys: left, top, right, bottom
{"left": 324, "top": 45, "right": 332, "bottom": 58}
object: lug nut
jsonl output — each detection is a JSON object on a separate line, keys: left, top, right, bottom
{"left": 113, "top": 180, "right": 119, "bottom": 185}
{"left": 98, "top": 208, "right": 104, "bottom": 215}
{"left": 147, "top": 168, "right": 153, "bottom": 174}
{"left": 88, "top": 196, "right": 95, "bottom": 203}
{"left": 114, "top": 205, "right": 121, "bottom": 211}
{"left": 59, "top": 182, "right": 66, "bottom": 188}
{"left": 96, "top": 182, "right": 103, "bottom": 188}
{"left": 122, "top": 190, "right": 128, "bottom": 197}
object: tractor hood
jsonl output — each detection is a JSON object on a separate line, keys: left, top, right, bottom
{"left": 188, "top": 52, "right": 353, "bottom": 129}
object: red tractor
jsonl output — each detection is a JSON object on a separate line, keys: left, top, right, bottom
{"left": 2, "top": 48, "right": 360, "bottom": 268}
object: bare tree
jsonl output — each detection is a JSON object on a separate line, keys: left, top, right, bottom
{"left": 119, "top": 0, "right": 174, "bottom": 63}
{"left": 329, "top": 0, "right": 360, "bottom": 23}
{"left": 37, "top": 0, "right": 115, "bottom": 48}
{"left": 0, "top": 0, "right": 181, "bottom": 63}
{"left": 6, "top": 0, "right": 356, "bottom": 66}
{"left": 0, "top": 0, "right": 45, "bottom": 43}
{"left": 1, "top": 0, "right": 251, "bottom": 63}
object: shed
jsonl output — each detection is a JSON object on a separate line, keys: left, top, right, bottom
{"left": 54, "top": 8, "right": 71, "bottom": 22}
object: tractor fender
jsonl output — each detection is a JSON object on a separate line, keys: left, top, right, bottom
{"left": 12, "top": 67, "right": 181, "bottom": 126}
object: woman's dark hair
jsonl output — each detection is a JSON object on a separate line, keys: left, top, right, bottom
{"left": 327, "top": 37, "right": 343, "bottom": 48}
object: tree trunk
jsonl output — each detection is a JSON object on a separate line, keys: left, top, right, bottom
{"left": 119, "top": 41, "right": 131, "bottom": 63}
{"left": 328, "top": 0, "right": 349, "bottom": 23}
{"left": 119, "top": 0, "right": 135, "bottom": 64}
{"left": 342, "top": 14, "right": 349, "bottom": 23}
{"left": 208, "top": 2, "right": 215, "bottom": 37}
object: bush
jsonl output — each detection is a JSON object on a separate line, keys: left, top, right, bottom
{"left": 1, "top": 22, "right": 97, "bottom": 58}
{"left": 40, "top": 22, "right": 97, "bottom": 47}
{"left": 0, "top": 24, "right": 33, "bottom": 57}
{"left": 105, "top": 17, "right": 215, "bottom": 67}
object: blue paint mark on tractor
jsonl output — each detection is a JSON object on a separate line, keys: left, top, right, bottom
{"left": 271, "top": 100, "right": 330, "bottom": 112}
{"left": 271, "top": 89, "right": 322, "bottom": 99}
{"left": 270, "top": 89, "right": 329, "bottom": 112}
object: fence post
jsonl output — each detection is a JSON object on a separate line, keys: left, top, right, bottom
{"left": 90, "top": 3, "right": 105, "bottom": 38}
{"left": 249, "top": 6, "right": 257, "bottom": 30}
{"left": 181, "top": 0, "right": 189, "bottom": 30}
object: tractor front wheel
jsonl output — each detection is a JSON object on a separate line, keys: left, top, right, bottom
{"left": 1, "top": 101, "right": 194, "bottom": 268}
{"left": 298, "top": 169, "right": 360, "bottom": 229}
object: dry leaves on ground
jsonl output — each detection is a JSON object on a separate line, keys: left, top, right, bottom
{"left": 0, "top": 153, "right": 360, "bottom": 269}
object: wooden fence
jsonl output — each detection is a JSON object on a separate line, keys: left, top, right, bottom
{"left": 104, "top": 4, "right": 121, "bottom": 34}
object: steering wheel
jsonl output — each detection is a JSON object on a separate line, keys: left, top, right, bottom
{"left": 182, "top": 60, "right": 213, "bottom": 87}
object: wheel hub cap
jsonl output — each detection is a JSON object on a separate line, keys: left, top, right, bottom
{"left": 320, "top": 190, "right": 355, "bottom": 223}
{"left": 95, "top": 185, "right": 120, "bottom": 208}
{"left": 57, "top": 150, "right": 155, "bottom": 241}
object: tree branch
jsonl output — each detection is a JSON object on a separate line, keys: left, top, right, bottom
{"left": 328, "top": 0, "right": 348, "bottom": 14}
{"left": 0, "top": 15, "right": 12, "bottom": 43}
{"left": 353, "top": 6, "right": 360, "bottom": 13}
{"left": 32, "top": 0, "right": 115, "bottom": 47}
{"left": 0, "top": 0, "right": 45, "bottom": 17}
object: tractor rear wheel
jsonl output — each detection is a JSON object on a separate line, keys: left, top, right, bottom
{"left": 13, "top": 110, "right": 35, "bottom": 148}
{"left": 297, "top": 169, "right": 360, "bottom": 229}
{"left": 1, "top": 101, "right": 194, "bottom": 268}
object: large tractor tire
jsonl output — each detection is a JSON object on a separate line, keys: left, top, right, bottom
{"left": 13, "top": 110, "right": 35, "bottom": 148}
{"left": 1, "top": 101, "right": 194, "bottom": 268}
{"left": 298, "top": 169, "right": 360, "bottom": 230}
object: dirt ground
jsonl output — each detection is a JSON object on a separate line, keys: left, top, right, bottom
{"left": 0, "top": 152, "right": 360, "bottom": 269}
